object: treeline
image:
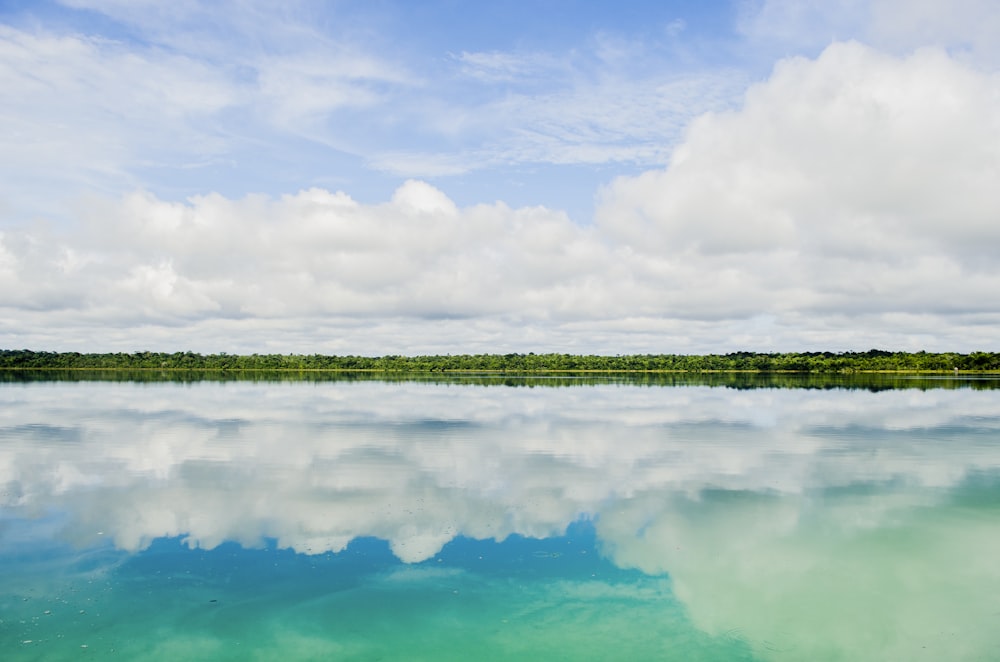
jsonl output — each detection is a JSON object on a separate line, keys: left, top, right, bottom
{"left": 2, "top": 349, "right": 999, "bottom": 373}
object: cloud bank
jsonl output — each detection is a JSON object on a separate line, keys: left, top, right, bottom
{"left": 2, "top": 15, "right": 1000, "bottom": 351}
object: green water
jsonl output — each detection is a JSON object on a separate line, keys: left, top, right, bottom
{"left": 3, "top": 529, "right": 754, "bottom": 661}
{"left": 2, "top": 378, "right": 1000, "bottom": 660}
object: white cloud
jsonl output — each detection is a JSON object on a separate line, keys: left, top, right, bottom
{"left": 1, "top": 182, "right": 620, "bottom": 339}
{"left": 601, "top": 42, "right": 1000, "bottom": 252}
{"left": 3, "top": 12, "right": 1000, "bottom": 351}
{"left": 596, "top": 41, "right": 1000, "bottom": 324}
{"left": 3, "top": 105, "right": 1000, "bottom": 353}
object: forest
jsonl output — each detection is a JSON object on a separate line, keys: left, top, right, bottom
{"left": 2, "top": 349, "right": 999, "bottom": 373}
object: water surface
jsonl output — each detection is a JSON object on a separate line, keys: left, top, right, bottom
{"left": 2, "top": 376, "right": 999, "bottom": 660}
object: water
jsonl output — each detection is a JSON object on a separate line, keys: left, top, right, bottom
{"left": 2, "top": 376, "right": 999, "bottom": 660}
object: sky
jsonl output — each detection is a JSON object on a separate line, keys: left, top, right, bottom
{"left": 1, "top": 0, "right": 999, "bottom": 354}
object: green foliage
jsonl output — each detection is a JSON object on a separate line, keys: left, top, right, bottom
{"left": 1, "top": 348, "right": 998, "bottom": 373}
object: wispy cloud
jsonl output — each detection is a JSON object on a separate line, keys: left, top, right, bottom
{"left": 0, "top": 24, "right": 242, "bottom": 215}
{"left": 451, "top": 50, "right": 567, "bottom": 83}
{"left": 370, "top": 64, "right": 747, "bottom": 176}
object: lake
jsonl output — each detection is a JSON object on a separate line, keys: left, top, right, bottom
{"left": 2, "top": 375, "right": 999, "bottom": 660}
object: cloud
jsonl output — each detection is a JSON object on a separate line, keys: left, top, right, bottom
{"left": 452, "top": 50, "right": 567, "bottom": 83}
{"left": 596, "top": 41, "right": 1000, "bottom": 321}
{"left": 255, "top": 51, "right": 414, "bottom": 130}
{"left": 17, "top": 2, "right": 738, "bottom": 193}
{"left": 0, "top": 14, "right": 417, "bottom": 218}
{"left": 3, "top": 27, "right": 1000, "bottom": 352}
{"left": 4, "top": 140, "right": 1000, "bottom": 351}
{"left": 370, "top": 53, "right": 748, "bottom": 176}
{"left": 600, "top": 42, "right": 1000, "bottom": 254}
{"left": 7, "top": 0, "right": 998, "bottom": 221}
{"left": 0, "top": 24, "right": 242, "bottom": 215}
{"left": 2, "top": 8, "right": 742, "bottom": 217}
{"left": 1, "top": 181, "right": 626, "bottom": 345}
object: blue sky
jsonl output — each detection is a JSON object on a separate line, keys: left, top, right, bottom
{"left": 1, "top": 0, "right": 752, "bottom": 217}
{"left": 2, "top": 0, "right": 1000, "bottom": 353}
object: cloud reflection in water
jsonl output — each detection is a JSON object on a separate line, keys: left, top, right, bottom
{"left": 2, "top": 380, "right": 1000, "bottom": 660}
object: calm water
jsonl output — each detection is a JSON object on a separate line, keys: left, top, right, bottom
{"left": 2, "top": 376, "right": 999, "bottom": 660}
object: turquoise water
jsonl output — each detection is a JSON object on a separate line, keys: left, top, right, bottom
{"left": 2, "top": 378, "right": 1000, "bottom": 660}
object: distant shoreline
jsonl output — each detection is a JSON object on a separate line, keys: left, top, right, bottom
{"left": 3, "top": 349, "right": 999, "bottom": 373}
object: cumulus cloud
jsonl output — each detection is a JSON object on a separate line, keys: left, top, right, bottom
{"left": 600, "top": 42, "right": 1000, "bottom": 254}
{"left": 73, "top": 181, "right": 609, "bottom": 321}
{"left": 596, "top": 41, "right": 1000, "bottom": 328}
